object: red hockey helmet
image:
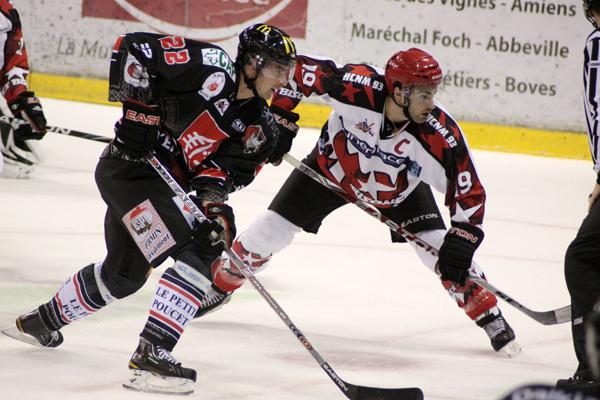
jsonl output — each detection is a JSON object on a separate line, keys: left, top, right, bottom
{"left": 384, "top": 48, "right": 442, "bottom": 93}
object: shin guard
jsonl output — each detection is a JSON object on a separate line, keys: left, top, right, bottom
{"left": 141, "top": 262, "right": 227, "bottom": 350}
{"left": 39, "top": 262, "right": 114, "bottom": 331}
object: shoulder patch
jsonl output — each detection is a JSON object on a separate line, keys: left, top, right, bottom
{"left": 199, "top": 71, "right": 226, "bottom": 100}
{"left": 201, "top": 48, "right": 236, "bottom": 80}
{"left": 124, "top": 54, "right": 150, "bottom": 88}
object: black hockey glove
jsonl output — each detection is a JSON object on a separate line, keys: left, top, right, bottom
{"left": 189, "top": 194, "right": 237, "bottom": 256}
{"left": 268, "top": 105, "right": 299, "bottom": 165}
{"left": 437, "top": 223, "right": 484, "bottom": 286}
{"left": 9, "top": 91, "right": 47, "bottom": 136}
{"left": 114, "top": 100, "right": 161, "bottom": 158}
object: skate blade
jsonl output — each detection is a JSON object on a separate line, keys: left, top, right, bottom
{"left": 1, "top": 324, "right": 45, "bottom": 348}
{"left": 501, "top": 340, "right": 522, "bottom": 358}
{"left": 123, "top": 369, "right": 194, "bottom": 395}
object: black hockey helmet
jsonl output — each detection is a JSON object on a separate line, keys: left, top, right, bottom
{"left": 237, "top": 23, "right": 297, "bottom": 73}
{"left": 584, "top": 0, "right": 600, "bottom": 27}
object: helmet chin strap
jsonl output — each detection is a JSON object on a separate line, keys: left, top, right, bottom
{"left": 237, "top": 55, "right": 262, "bottom": 99}
{"left": 391, "top": 92, "right": 416, "bottom": 124}
{"left": 242, "top": 67, "right": 261, "bottom": 99}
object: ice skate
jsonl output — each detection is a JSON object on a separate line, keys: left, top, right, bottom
{"left": 123, "top": 337, "right": 196, "bottom": 395}
{"left": 556, "top": 372, "right": 600, "bottom": 394}
{"left": 1, "top": 309, "right": 63, "bottom": 348}
{"left": 480, "top": 313, "right": 521, "bottom": 357}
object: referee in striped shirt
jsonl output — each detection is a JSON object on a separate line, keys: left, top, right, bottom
{"left": 557, "top": 0, "right": 600, "bottom": 394}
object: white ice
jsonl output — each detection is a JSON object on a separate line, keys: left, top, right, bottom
{"left": 0, "top": 98, "right": 590, "bottom": 400}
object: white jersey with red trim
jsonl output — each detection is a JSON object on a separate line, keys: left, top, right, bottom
{"left": 271, "top": 55, "right": 486, "bottom": 226}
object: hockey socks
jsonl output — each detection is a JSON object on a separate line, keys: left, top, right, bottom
{"left": 141, "top": 262, "right": 227, "bottom": 351}
{"left": 39, "top": 262, "right": 114, "bottom": 331}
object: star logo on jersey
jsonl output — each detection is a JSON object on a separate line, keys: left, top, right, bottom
{"left": 453, "top": 202, "right": 483, "bottom": 224}
{"left": 352, "top": 171, "right": 396, "bottom": 201}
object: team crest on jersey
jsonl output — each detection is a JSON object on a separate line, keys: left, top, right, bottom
{"left": 122, "top": 199, "right": 176, "bottom": 262}
{"left": 199, "top": 72, "right": 226, "bottom": 100}
{"left": 355, "top": 119, "right": 375, "bottom": 136}
{"left": 124, "top": 54, "right": 149, "bottom": 88}
{"left": 242, "top": 125, "right": 266, "bottom": 154}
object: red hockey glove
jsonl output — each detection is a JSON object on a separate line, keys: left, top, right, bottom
{"left": 268, "top": 105, "right": 299, "bottom": 165}
{"left": 114, "top": 100, "right": 161, "bottom": 158}
{"left": 438, "top": 223, "right": 484, "bottom": 286}
{"left": 9, "top": 91, "right": 47, "bottom": 136}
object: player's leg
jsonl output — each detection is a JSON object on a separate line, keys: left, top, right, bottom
{"left": 558, "top": 198, "right": 600, "bottom": 391}
{"left": 3, "top": 156, "right": 188, "bottom": 347}
{"left": 383, "top": 182, "right": 519, "bottom": 354}
{"left": 210, "top": 147, "right": 347, "bottom": 292}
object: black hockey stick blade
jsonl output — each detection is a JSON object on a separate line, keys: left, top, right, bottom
{"left": 347, "top": 382, "right": 424, "bottom": 400}
{"left": 322, "top": 361, "right": 423, "bottom": 400}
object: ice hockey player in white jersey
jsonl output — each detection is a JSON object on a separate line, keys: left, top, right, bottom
{"left": 212, "top": 47, "right": 522, "bottom": 355}
{"left": 0, "top": 0, "right": 47, "bottom": 178}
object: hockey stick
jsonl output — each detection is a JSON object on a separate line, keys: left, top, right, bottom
{"left": 0, "top": 115, "right": 112, "bottom": 144}
{"left": 282, "top": 153, "right": 572, "bottom": 326}
{"left": 29, "top": 114, "right": 571, "bottom": 326}
{"left": 146, "top": 154, "right": 424, "bottom": 400}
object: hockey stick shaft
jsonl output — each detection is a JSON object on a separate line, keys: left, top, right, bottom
{"left": 147, "top": 154, "right": 423, "bottom": 400}
{"left": 282, "top": 153, "right": 571, "bottom": 325}
{"left": 0, "top": 115, "right": 112, "bottom": 144}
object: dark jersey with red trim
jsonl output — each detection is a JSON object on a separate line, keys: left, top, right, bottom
{"left": 0, "top": 1, "right": 31, "bottom": 105}
{"left": 109, "top": 32, "right": 277, "bottom": 193}
{"left": 272, "top": 55, "right": 486, "bottom": 226}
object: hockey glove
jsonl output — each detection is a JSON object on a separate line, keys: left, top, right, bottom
{"left": 9, "top": 91, "right": 47, "bottom": 136}
{"left": 203, "top": 202, "right": 236, "bottom": 249}
{"left": 268, "top": 105, "right": 299, "bottom": 165}
{"left": 437, "top": 222, "right": 484, "bottom": 286}
{"left": 189, "top": 193, "right": 236, "bottom": 254}
{"left": 114, "top": 100, "right": 161, "bottom": 158}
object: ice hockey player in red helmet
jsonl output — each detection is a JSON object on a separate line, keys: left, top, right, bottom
{"left": 210, "top": 46, "right": 522, "bottom": 356}
{"left": 2, "top": 23, "right": 298, "bottom": 395}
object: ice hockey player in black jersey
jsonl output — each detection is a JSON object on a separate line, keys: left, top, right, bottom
{"left": 210, "top": 47, "right": 522, "bottom": 356}
{"left": 556, "top": 0, "right": 600, "bottom": 394}
{"left": 1, "top": 24, "right": 298, "bottom": 395}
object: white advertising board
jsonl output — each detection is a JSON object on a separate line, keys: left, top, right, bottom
{"left": 16, "top": 0, "right": 589, "bottom": 131}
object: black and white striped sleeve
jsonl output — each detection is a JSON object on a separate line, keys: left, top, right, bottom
{"left": 584, "top": 30, "right": 600, "bottom": 177}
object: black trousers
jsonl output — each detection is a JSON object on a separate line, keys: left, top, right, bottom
{"left": 565, "top": 197, "right": 600, "bottom": 376}
{"left": 94, "top": 151, "right": 215, "bottom": 298}
{"left": 269, "top": 147, "right": 446, "bottom": 242}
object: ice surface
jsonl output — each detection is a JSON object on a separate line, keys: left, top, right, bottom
{"left": 0, "top": 98, "right": 589, "bottom": 399}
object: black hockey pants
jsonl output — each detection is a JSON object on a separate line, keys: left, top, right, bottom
{"left": 565, "top": 197, "right": 600, "bottom": 376}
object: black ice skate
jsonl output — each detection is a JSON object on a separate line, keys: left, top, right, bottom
{"left": 123, "top": 337, "right": 197, "bottom": 395}
{"left": 556, "top": 372, "right": 600, "bottom": 394}
{"left": 1, "top": 310, "right": 63, "bottom": 348}
{"left": 479, "top": 313, "right": 521, "bottom": 357}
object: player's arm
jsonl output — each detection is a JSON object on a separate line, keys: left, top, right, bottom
{"left": 420, "top": 114, "right": 486, "bottom": 285}
{"left": 0, "top": 1, "right": 46, "bottom": 135}
{"left": 268, "top": 55, "right": 346, "bottom": 163}
{"left": 584, "top": 33, "right": 600, "bottom": 211}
